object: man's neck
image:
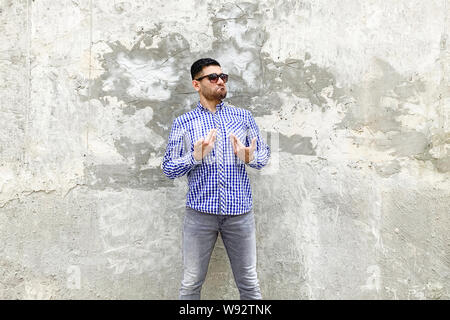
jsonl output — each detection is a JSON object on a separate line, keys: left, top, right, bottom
{"left": 199, "top": 97, "right": 221, "bottom": 113}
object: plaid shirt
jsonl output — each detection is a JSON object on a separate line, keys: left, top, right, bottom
{"left": 161, "top": 101, "right": 270, "bottom": 215}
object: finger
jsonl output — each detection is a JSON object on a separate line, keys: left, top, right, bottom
{"left": 235, "top": 136, "right": 245, "bottom": 148}
{"left": 194, "top": 138, "right": 204, "bottom": 156}
{"left": 229, "top": 134, "right": 235, "bottom": 153}
{"left": 211, "top": 128, "right": 218, "bottom": 143}
{"left": 205, "top": 129, "right": 214, "bottom": 143}
{"left": 210, "top": 130, "right": 217, "bottom": 144}
{"left": 250, "top": 137, "right": 257, "bottom": 150}
{"left": 230, "top": 133, "right": 239, "bottom": 146}
{"left": 195, "top": 138, "right": 204, "bottom": 146}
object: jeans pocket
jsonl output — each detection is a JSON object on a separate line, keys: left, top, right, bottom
{"left": 184, "top": 207, "right": 198, "bottom": 225}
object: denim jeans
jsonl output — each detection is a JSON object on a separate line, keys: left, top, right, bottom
{"left": 179, "top": 206, "right": 262, "bottom": 300}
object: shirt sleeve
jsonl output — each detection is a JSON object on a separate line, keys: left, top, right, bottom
{"left": 161, "top": 119, "right": 202, "bottom": 179}
{"left": 244, "top": 110, "right": 271, "bottom": 170}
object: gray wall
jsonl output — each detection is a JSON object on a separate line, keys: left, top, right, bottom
{"left": 1, "top": 0, "right": 449, "bottom": 299}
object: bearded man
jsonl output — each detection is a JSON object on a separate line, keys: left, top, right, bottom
{"left": 162, "top": 58, "right": 271, "bottom": 300}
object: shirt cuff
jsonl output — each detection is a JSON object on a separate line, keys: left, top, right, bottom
{"left": 190, "top": 152, "right": 202, "bottom": 166}
{"left": 247, "top": 151, "right": 258, "bottom": 165}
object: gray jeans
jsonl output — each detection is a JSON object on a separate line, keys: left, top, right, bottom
{"left": 179, "top": 206, "right": 262, "bottom": 300}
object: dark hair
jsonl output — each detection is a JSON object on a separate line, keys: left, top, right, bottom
{"left": 190, "top": 58, "right": 221, "bottom": 80}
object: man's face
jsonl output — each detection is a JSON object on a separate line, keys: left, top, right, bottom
{"left": 192, "top": 65, "right": 227, "bottom": 101}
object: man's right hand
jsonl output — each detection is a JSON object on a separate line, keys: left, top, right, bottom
{"left": 193, "top": 128, "right": 217, "bottom": 161}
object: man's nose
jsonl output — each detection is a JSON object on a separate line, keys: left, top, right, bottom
{"left": 217, "top": 77, "right": 225, "bottom": 85}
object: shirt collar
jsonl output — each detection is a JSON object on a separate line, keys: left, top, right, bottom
{"left": 197, "top": 101, "right": 224, "bottom": 113}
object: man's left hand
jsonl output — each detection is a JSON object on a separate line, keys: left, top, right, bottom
{"left": 229, "top": 133, "right": 256, "bottom": 163}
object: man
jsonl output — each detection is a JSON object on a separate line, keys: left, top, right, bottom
{"left": 161, "top": 58, "right": 270, "bottom": 300}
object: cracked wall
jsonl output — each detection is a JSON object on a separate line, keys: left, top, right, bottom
{"left": 1, "top": 0, "right": 449, "bottom": 299}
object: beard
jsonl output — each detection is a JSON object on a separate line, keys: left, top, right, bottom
{"left": 203, "top": 86, "right": 227, "bottom": 101}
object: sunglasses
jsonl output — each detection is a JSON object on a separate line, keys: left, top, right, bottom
{"left": 195, "top": 73, "right": 229, "bottom": 83}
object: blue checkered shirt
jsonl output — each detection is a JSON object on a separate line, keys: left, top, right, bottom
{"left": 161, "top": 101, "right": 270, "bottom": 215}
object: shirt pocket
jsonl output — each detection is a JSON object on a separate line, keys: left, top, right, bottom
{"left": 186, "top": 119, "right": 206, "bottom": 151}
{"left": 225, "top": 118, "right": 248, "bottom": 144}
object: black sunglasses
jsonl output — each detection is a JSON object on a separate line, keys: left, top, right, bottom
{"left": 195, "top": 73, "right": 229, "bottom": 83}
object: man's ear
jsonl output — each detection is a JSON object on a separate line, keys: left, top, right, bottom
{"left": 192, "top": 80, "right": 200, "bottom": 92}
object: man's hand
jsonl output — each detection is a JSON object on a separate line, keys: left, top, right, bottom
{"left": 230, "top": 133, "right": 257, "bottom": 163}
{"left": 193, "top": 128, "right": 217, "bottom": 161}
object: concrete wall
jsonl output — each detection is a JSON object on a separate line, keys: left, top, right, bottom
{"left": 1, "top": 0, "right": 449, "bottom": 299}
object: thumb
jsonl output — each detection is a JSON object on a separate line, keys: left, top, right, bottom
{"left": 195, "top": 138, "right": 204, "bottom": 147}
{"left": 251, "top": 137, "right": 257, "bottom": 150}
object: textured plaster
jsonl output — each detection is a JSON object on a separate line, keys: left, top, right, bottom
{"left": 0, "top": 0, "right": 449, "bottom": 299}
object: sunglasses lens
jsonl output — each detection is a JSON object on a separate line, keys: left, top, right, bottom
{"left": 220, "top": 74, "right": 228, "bottom": 83}
{"left": 208, "top": 74, "right": 219, "bottom": 82}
